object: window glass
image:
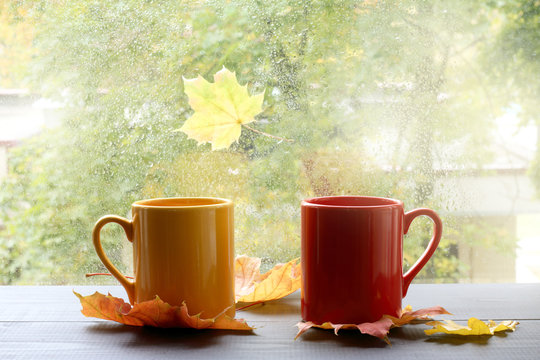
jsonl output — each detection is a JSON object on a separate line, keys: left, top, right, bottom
{"left": 0, "top": 0, "right": 539, "bottom": 284}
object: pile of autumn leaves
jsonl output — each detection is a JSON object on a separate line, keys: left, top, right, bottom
{"left": 76, "top": 256, "right": 517, "bottom": 344}
{"left": 76, "top": 256, "right": 299, "bottom": 331}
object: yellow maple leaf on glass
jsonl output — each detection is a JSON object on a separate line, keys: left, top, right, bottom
{"left": 180, "top": 66, "right": 265, "bottom": 150}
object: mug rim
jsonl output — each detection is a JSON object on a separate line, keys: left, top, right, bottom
{"left": 133, "top": 197, "right": 233, "bottom": 209}
{"left": 302, "top": 195, "right": 403, "bottom": 209}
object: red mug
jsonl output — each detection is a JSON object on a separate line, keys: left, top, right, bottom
{"left": 301, "top": 196, "right": 442, "bottom": 324}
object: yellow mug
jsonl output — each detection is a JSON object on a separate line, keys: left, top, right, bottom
{"left": 92, "top": 197, "right": 235, "bottom": 318}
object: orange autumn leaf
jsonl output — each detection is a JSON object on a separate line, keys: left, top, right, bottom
{"left": 87, "top": 255, "right": 301, "bottom": 304}
{"left": 295, "top": 305, "right": 451, "bottom": 344}
{"left": 235, "top": 256, "right": 301, "bottom": 303}
{"left": 234, "top": 255, "right": 262, "bottom": 299}
{"left": 74, "top": 291, "right": 252, "bottom": 330}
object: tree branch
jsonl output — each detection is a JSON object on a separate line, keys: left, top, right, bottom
{"left": 242, "top": 124, "right": 294, "bottom": 143}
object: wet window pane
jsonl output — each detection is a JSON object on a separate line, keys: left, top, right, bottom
{"left": 0, "top": 0, "right": 539, "bottom": 284}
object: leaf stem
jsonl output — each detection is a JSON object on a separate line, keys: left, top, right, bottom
{"left": 242, "top": 124, "right": 294, "bottom": 143}
{"left": 236, "top": 301, "right": 265, "bottom": 311}
{"left": 86, "top": 273, "right": 134, "bottom": 280}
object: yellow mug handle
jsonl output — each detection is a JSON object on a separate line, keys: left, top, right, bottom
{"left": 92, "top": 215, "right": 136, "bottom": 304}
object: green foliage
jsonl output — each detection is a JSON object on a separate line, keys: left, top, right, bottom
{"left": 485, "top": 0, "right": 540, "bottom": 193}
{"left": 0, "top": 0, "right": 534, "bottom": 283}
{"left": 0, "top": 1, "right": 37, "bottom": 87}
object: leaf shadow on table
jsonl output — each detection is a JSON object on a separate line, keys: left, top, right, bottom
{"left": 85, "top": 322, "right": 255, "bottom": 349}
{"left": 297, "top": 327, "right": 433, "bottom": 349}
{"left": 295, "top": 327, "right": 388, "bottom": 348}
{"left": 295, "top": 325, "right": 475, "bottom": 348}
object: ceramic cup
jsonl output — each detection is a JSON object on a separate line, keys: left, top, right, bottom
{"left": 92, "top": 197, "right": 235, "bottom": 318}
{"left": 301, "top": 196, "right": 442, "bottom": 324}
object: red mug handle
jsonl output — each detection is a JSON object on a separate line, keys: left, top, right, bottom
{"left": 402, "top": 208, "right": 443, "bottom": 297}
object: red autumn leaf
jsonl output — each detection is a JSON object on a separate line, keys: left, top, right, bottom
{"left": 295, "top": 305, "right": 451, "bottom": 344}
{"left": 74, "top": 291, "right": 252, "bottom": 330}
{"left": 386, "top": 305, "right": 452, "bottom": 327}
{"left": 294, "top": 318, "right": 395, "bottom": 344}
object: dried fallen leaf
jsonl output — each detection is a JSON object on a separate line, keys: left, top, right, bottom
{"left": 179, "top": 66, "right": 264, "bottom": 150}
{"left": 235, "top": 255, "right": 262, "bottom": 300}
{"left": 295, "top": 318, "right": 395, "bottom": 344}
{"left": 295, "top": 305, "right": 451, "bottom": 344}
{"left": 235, "top": 256, "right": 301, "bottom": 303}
{"left": 424, "top": 318, "right": 519, "bottom": 336}
{"left": 74, "top": 291, "right": 252, "bottom": 330}
{"left": 387, "top": 305, "right": 452, "bottom": 327}
{"left": 87, "top": 255, "right": 301, "bottom": 305}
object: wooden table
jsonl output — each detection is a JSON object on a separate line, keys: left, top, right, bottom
{"left": 0, "top": 284, "right": 538, "bottom": 359}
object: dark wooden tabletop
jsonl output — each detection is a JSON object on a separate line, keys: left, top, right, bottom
{"left": 0, "top": 284, "right": 539, "bottom": 359}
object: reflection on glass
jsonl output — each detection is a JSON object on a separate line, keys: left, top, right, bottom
{"left": 0, "top": 0, "right": 539, "bottom": 284}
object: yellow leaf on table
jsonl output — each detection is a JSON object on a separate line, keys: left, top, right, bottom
{"left": 74, "top": 291, "right": 252, "bottom": 330}
{"left": 179, "top": 66, "right": 264, "bottom": 150}
{"left": 424, "top": 317, "right": 519, "bottom": 336}
{"left": 235, "top": 256, "right": 301, "bottom": 303}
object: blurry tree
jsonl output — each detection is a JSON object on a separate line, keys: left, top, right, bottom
{"left": 0, "top": 0, "right": 531, "bottom": 283}
{"left": 0, "top": 1, "right": 36, "bottom": 87}
{"left": 485, "top": 0, "right": 540, "bottom": 192}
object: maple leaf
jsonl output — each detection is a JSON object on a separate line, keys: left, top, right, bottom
{"left": 424, "top": 318, "right": 519, "bottom": 336}
{"left": 179, "top": 66, "right": 265, "bottom": 150}
{"left": 295, "top": 318, "right": 395, "bottom": 345}
{"left": 234, "top": 255, "right": 262, "bottom": 300}
{"left": 86, "top": 255, "right": 301, "bottom": 305}
{"left": 386, "top": 305, "right": 452, "bottom": 327}
{"left": 295, "top": 305, "right": 451, "bottom": 344}
{"left": 74, "top": 291, "right": 252, "bottom": 330}
{"left": 235, "top": 256, "right": 301, "bottom": 303}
